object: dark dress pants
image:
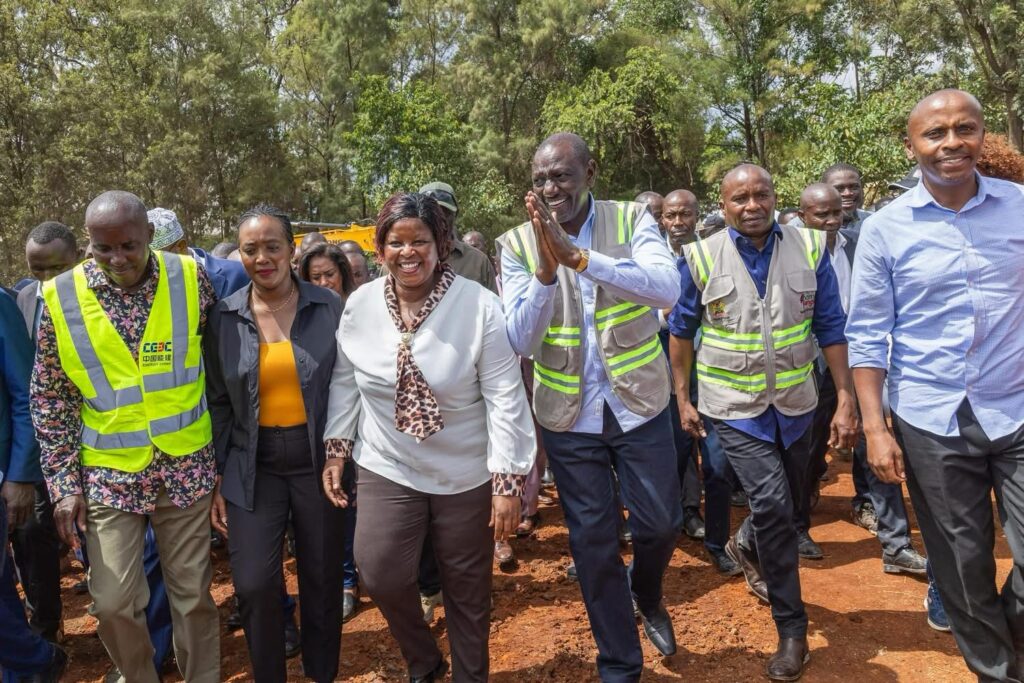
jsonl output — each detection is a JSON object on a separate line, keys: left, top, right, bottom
{"left": 698, "top": 415, "right": 733, "bottom": 554}
{"left": 668, "top": 394, "right": 702, "bottom": 517}
{"left": 894, "top": 401, "right": 1024, "bottom": 683}
{"left": 355, "top": 467, "right": 493, "bottom": 682}
{"left": 226, "top": 426, "right": 344, "bottom": 683}
{"left": 713, "top": 419, "right": 811, "bottom": 638}
{"left": 10, "top": 482, "right": 63, "bottom": 642}
{"left": 795, "top": 368, "right": 835, "bottom": 535}
{"left": 540, "top": 406, "right": 682, "bottom": 683}
{"left": 0, "top": 497, "right": 56, "bottom": 681}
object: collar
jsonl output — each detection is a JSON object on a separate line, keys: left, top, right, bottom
{"left": 727, "top": 221, "right": 783, "bottom": 247}
{"left": 84, "top": 252, "right": 159, "bottom": 291}
{"left": 449, "top": 239, "right": 467, "bottom": 256}
{"left": 221, "top": 275, "right": 329, "bottom": 321}
{"left": 904, "top": 171, "right": 1005, "bottom": 212}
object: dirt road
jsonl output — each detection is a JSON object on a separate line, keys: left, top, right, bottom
{"left": 60, "top": 454, "right": 995, "bottom": 681}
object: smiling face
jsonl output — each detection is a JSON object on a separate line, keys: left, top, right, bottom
{"left": 824, "top": 169, "right": 863, "bottom": 220}
{"left": 383, "top": 218, "right": 439, "bottom": 292}
{"left": 531, "top": 140, "right": 596, "bottom": 233}
{"left": 720, "top": 165, "right": 776, "bottom": 242}
{"left": 87, "top": 207, "right": 153, "bottom": 289}
{"left": 238, "top": 215, "right": 295, "bottom": 292}
{"left": 905, "top": 91, "right": 985, "bottom": 192}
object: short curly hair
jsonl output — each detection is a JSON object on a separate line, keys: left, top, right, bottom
{"left": 373, "top": 193, "right": 452, "bottom": 263}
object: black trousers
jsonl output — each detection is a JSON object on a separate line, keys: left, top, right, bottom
{"left": 894, "top": 401, "right": 1024, "bottom": 683}
{"left": 541, "top": 406, "right": 681, "bottom": 683}
{"left": 226, "top": 425, "right": 344, "bottom": 683}
{"left": 355, "top": 467, "right": 493, "bottom": 682}
{"left": 713, "top": 419, "right": 811, "bottom": 638}
{"left": 10, "top": 482, "right": 63, "bottom": 642}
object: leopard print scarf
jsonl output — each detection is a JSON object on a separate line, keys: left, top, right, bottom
{"left": 384, "top": 266, "right": 456, "bottom": 441}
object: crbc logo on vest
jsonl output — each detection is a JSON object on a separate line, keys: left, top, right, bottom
{"left": 141, "top": 341, "right": 173, "bottom": 365}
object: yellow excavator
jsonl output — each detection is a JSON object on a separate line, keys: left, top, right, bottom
{"left": 292, "top": 220, "right": 375, "bottom": 251}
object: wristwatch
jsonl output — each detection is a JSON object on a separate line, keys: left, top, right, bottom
{"left": 574, "top": 248, "right": 590, "bottom": 273}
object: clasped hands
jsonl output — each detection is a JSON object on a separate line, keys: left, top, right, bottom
{"left": 524, "top": 192, "right": 584, "bottom": 284}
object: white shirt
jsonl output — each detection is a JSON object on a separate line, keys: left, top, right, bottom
{"left": 828, "top": 231, "right": 852, "bottom": 314}
{"left": 324, "top": 275, "right": 536, "bottom": 494}
{"left": 500, "top": 197, "right": 680, "bottom": 434}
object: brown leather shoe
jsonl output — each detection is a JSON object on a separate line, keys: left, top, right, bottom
{"left": 494, "top": 541, "right": 515, "bottom": 569}
{"left": 516, "top": 513, "right": 541, "bottom": 537}
{"left": 766, "top": 637, "right": 809, "bottom": 681}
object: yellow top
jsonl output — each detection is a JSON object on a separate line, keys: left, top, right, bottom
{"left": 258, "top": 341, "right": 307, "bottom": 427}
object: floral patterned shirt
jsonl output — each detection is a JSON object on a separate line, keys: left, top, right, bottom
{"left": 30, "top": 254, "right": 218, "bottom": 514}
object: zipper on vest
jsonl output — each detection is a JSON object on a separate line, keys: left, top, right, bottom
{"left": 759, "top": 298, "right": 776, "bottom": 402}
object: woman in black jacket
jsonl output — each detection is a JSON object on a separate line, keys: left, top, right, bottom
{"left": 204, "top": 204, "right": 345, "bottom": 683}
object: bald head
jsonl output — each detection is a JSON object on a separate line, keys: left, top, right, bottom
{"left": 905, "top": 89, "right": 986, "bottom": 206}
{"left": 720, "top": 164, "right": 776, "bottom": 241}
{"left": 663, "top": 189, "right": 699, "bottom": 251}
{"left": 532, "top": 132, "right": 597, "bottom": 233}
{"left": 908, "top": 89, "right": 983, "bottom": 136}
{"left": 536, "top": 132, "right": 593, "bottom": 166}
{"left": 85, "top": 191, "right": 148, "bottom": 228}
{"left": 635, "top": 191, "right": 664, "bottom": 224}
{"left": 798, "top": 183, "right": 843, "bottom": 233}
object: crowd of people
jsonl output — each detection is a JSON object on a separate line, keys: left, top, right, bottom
{"left": 0, "top": 86, "right": 1022, "bottom": 683}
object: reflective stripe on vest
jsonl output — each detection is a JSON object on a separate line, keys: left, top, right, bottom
{"left": 607, "top": 335, "right": 662, "bottom": 378}
{"left": 696, "top": 360, "right": 814, "bottom": 394}
{"left": 534, "top": 362, "right": 581, "bottom": 394}
{"left": 44, "top": 252, "right": 211, "bottom": 470}
{"left": 595, "top": 301, "right": 651, "bottom": 331}
{"left": 543, "top": 325, "right": 581, "bottom": 347}
{"left": 701, "top": 319, "right": 811, "bottom": 353}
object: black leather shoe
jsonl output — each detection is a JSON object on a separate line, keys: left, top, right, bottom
{"left": 683, "top": 512, "right": 706, "bottom": 540}
{"left": 730, "top": 490, "right": 748, "bottom": 507}
{"left": 708, "top": 548, "right": 743, "bottom": 576}
{"left": 797, "top": 531, "right": 824, "bottom": 560}
{"left": 725, "top": 536, "right": 769, "bottom": 603}
{"left": 766, "top": 637, "right": 809, "bottom": 681}
{"left": 637, "top": 601, "right": 677, "bottom": 656}
{"left": 225, "top": 596, "right": 243, "bottom": 631}
{"left": 284, "top": 615, "right": 301, "bottom": 659}
{"left": 410, "top": 657, "right": 448, "bottom": 683}
{"left": 343, "top": 588, "right": 359, "bottom": 622}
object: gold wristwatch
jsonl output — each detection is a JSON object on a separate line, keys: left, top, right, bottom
{"left": 574, "top": 248, "right": 590, "bottom": 273}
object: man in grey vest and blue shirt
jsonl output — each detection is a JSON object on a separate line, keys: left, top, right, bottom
{"left": 669, "top": 164, "right": 858, "bottom": 681}
{"left": 498, "top": 133, "right": 682, "bottom": 682}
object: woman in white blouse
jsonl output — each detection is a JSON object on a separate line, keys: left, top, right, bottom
{"left": 321, "top": 192, "right": 535, "bottom": 683}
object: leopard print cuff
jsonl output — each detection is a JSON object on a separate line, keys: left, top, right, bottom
{"left": 325, "top": 438, "right": 354, "bottom": 461}
{"left": 492, "top": 473, "right": 526, "bottom": 497}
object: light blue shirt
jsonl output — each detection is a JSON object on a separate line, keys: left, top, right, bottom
{"left": 846, "top": 174, "right": 1024, "bottom": 439}
{"left": 502, "top": 195, "right": 681, "bottom": 434}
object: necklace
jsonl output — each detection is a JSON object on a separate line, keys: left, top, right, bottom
{"left": 253, "top": 280, "right": 295, "bottom": 314}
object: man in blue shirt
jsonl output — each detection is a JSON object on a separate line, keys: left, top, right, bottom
{"left": 848, "top": 89, "right": 1024, "bottom": 682}
{"left": 669, "top": 164, "right": 857, "bottom": 681}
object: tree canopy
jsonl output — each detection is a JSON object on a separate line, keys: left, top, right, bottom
{"left": 0, "top": 0, "right": 1014, "bottom": 279}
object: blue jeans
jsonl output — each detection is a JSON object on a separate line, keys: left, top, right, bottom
{"left": 1, "top": 497, "right": 56, "bottom": 680}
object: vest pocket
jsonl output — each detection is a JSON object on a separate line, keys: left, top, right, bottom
{"left": 538, "top": 344, "right": 571, "bottom": 370}
{"left": 785, "top": 269, "right": 818, "bottom": 319}
{"left": 701, "top": 274, "right": 735, "bottom": 305}
{"left": 609, "top": 311, "right": 656, "bottom": 347}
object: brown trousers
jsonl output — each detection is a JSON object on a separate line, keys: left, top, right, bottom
{"left": 355, "top": 466, "right": 492, "bottom": 681}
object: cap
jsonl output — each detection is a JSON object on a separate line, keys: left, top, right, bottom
{"left": 419, "top": 181, "right": 458, "bottom": 214}
{"left": 148, "top": 208, "right": 185, "bottom": 249}
{"left": 889, "top": 166, "right": 921, "bottom": 193}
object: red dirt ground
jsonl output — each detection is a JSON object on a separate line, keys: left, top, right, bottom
{"left": 58, "top": 453, "right": 1002, "bottom": 682}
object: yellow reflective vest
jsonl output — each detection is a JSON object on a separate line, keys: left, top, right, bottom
{"left": 42, "top": 251, "right": 212, "bottom": 472}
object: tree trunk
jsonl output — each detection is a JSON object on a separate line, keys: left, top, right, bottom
{"left": 1006, "top": 91, "right": 1023, "bottom": 152}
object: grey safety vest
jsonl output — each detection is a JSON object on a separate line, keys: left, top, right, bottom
{"left": 683, "top": 224, "right": 825, "bottom": 420}
{"left": 496, "top": 200, "right": 671, "bottom": 432}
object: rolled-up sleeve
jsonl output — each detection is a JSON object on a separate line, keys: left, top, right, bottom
{"left": 477, "top": 295, "right": 536, "bottom": 489}
{"left": 500, "top": 246, "right": 557, "bottom": 357}
{"left": 846, "top": 221, "right": 894, "bottom": 368}
{"left": 582, "top": 212, "right": 681, "bottom": 309}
